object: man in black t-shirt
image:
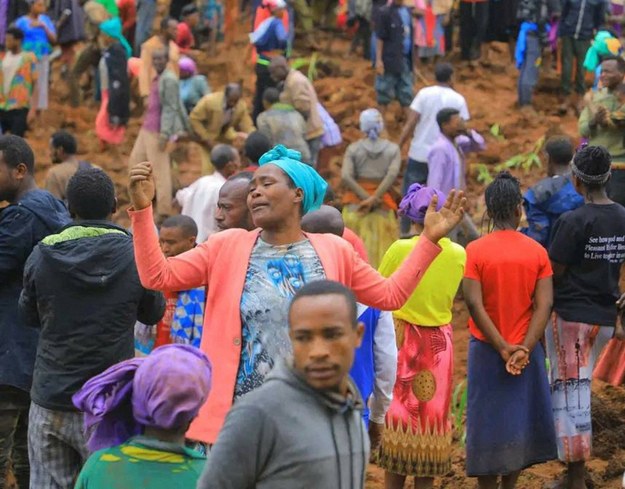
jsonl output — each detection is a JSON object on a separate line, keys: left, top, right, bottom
{"left": 546, "top": 145, "right": 625, "bottom": 489}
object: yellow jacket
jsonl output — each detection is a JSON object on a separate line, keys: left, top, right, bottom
{"left": 189, "top": 92, "right": 255, "bottom": 143}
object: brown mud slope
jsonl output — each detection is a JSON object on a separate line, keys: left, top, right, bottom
{"left": 23, "top": 24, "right": 625, "bottom": 488}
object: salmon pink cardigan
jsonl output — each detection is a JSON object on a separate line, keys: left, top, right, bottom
{"left": 130, "top": 206, "right": 441, "bottom": 443}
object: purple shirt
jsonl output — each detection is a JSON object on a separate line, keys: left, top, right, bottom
{"left": 426, "top": 130, "right": 485, "bottom": 196}
{"left": 142, "top": 77, "right": 161, "bottom": 133}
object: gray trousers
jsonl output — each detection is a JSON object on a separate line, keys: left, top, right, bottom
{"left": 28, "top": 402, "right": 88, "bottom": 489}
{"left": 518, "top": 34, "right": 541, "bottom": 107}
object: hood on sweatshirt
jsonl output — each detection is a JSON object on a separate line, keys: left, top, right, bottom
{"left": 16, "top": 189, "right": 71, "bottom": 236}
{"left": 267, "top": 360, "right": 368, "bottom": 489}
{"left": 360, "top": 138, "right": 392, "bottom": 158}
{"left": 38, "top": 222, "right": 135, "bottom": 289}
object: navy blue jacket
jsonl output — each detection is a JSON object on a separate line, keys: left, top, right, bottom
{"left": 0, "top": 189, "right": 70, "bottom": 392}
{"left": 521, "top": 174, "right": 584, "bottom": 248}
{"left": 559, "top": 0, "right": 605, "bottom": 40}
{"left": 375, "top": 4, "right": 413, "bottom": 75}
{"left": 20, "top": 222, "right": 165, "bottom": 410}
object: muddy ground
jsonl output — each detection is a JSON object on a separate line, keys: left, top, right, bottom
{"left": 22, "top": 19, "right": 625, "bottom": 489}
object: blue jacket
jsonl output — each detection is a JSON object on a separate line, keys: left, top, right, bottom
{"left": 350, "top": 306, "right": 396, "bottom": 427}
{"left": 350, "top": 307, "right": 379, "bottom": 425}
{"left": 559, "top": 0, "right": 605, "bottom": 40}
{"left": 0, "top": 189, "right": 70, "bottom": 392}
{"left": 521, "top": 174, "right": 584, "bottom": 248}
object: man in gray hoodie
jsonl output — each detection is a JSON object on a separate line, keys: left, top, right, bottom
{"left": 198, "top": 280, "right": 370, "bottom": 489}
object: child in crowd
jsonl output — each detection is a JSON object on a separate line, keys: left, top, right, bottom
{"left": 521, "top": 136, "right": 584, "bottom": 248}
{"left": 378, "top": 183, "right": 466, "bottom": 489}
{"left": 546, "top": 145, "right": 625, "bottom": 489}
{"left": 73, "top": 345, "right": 211, "bottom": 488}
{"left": 464, "top": 171, "right": 556, "bottom": 489}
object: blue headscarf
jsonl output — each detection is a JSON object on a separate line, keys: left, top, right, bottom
{"left": 99, "top": 17, "right": 132, "bottom": 58}
{"left": 258, "top": 145, "right": 328, "bottom": 215}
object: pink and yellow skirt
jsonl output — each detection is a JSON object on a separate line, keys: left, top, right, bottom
{"left": 379, "top": 319, "right": 453, "bottom": 477}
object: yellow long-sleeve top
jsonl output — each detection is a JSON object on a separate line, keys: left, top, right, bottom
{"left": 379, "top": 236, "right": 466, "bottom": 326}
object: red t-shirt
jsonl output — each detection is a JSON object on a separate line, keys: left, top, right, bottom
{"left": 464, "top": 230, "right": 552, "bottom": 345}
{"left": 176, "top": 22, "right": 195, "bottom": 52}
{"left": 154, "top": 290, "right": 178, "bottom": 348}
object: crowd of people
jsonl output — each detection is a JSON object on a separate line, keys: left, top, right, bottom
{"left": 2, "top": 0, "right": 625, "bottom": 489}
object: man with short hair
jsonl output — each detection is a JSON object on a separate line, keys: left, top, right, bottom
{"left": 269, "top": 56, "right": 324, "bottom": 166}
{"left": 177, "top": 144, "right": 243, "bottom": 241}
{"left": 198, "top": 280, "right": 369, "bottom": 489}
{"left": 579, "top": 56, "right": 625, "bottom": 206}
{"left": 521, "top": 136, "right": 583, "bottom": 247}
{"left": 257, "top": 87, "right": 311, "bottom": 162}
{"left": 242, "top": 130, "right": 272, "bottom": 171}
{"left": 0, "top": 26, "right": 38, "bottom": 137}
{"left": 189, "top": 83, "right": 254, "bottom": 175}
{"left": 130, "top": 47, "right": 189, "bottom": 222}
{"left": 138, "top": 16, "right": 180, "bottom": 99}
{"left": 215, "top": 172, "right": 255, "bottom": 232}
{"left": 45, "top": 130, "right": 92, "bottom": 201}
{"left": 20, "top": 168, "right": 165, "bottom": 488}
{"left": 0, "top": 135, "right": 70, "bottom": 488}
{"left": 157, "top": 215, "right": 205, "bottom": 348}
{"left": 398, "top": 62, "right": 469, "bottom": 235}
{"left": 427, "top": 108, "right": 484, "bottom": 245}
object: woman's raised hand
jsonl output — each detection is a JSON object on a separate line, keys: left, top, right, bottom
{"left": 422, "top": 189, "right": 467, "bottom": 243}
{"left": 128, "top": 162, "right": 156, "bottom": 211}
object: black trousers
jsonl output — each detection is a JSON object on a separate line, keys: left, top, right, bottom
{"left": 253, "top": 63, "right": 277, "bottom": 123}
{"left": 0, "top": 108, "right": 29, "bottom": 137}
{"left": 459, "top": 1, "right": 489, "bottom": 61}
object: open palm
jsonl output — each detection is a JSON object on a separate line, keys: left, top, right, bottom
{"left": 423, "top": 189, "right": 467, "bottom": 243}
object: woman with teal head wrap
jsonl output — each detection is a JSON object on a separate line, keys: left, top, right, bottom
{"left": 127, "top": 150, "right": 466, "bottom": 435}
{"left": 257, "top": 145, "right": 328, "bottom": 215}
{"left": 95, "top": 17, "right": 131, "bottom": 147}
{"left": 99, "top": 17, "right": 132, "bottom": 57}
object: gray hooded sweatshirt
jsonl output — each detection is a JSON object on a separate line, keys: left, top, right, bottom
{"left": 197, "top": 360, "right": 370, "bottom": 489}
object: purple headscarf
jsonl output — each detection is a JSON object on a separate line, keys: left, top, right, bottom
{"left": 73, "top": 344, "right": 212, "bottom": 453}
{"left": 399, "top": 183, "right": 445, "bottom": 224}
{"left": 179, "top": 56, "right": 197, "bottom": 75}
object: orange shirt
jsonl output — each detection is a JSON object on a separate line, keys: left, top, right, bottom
{"left": 464, "top": 230, "right": 552, "bottom": 345}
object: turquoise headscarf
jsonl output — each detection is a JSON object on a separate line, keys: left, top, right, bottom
{"left": 258, "top": 145, "right": 328, "bottom": 215}
{"left": 99, "top": 17, "right": 132, "bottom": 58}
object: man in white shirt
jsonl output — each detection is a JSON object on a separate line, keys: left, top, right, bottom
{"left": 398, "top": 62, "right": 469, "bottom": 235}
{"left": 176, "top": 144, "right": 242, "bottom": 242}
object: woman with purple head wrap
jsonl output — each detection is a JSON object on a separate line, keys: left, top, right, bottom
{"left": 179, "top": 56, "right": 210, "bottom": 114}
{"left": 378, "top": 183, "right": 467, "bottom": 489}
{"left": 341, "top": 108, "right": 402, "bottom": 267}
{"left": 73, "top": 344, "right": 212, "bottom": 489}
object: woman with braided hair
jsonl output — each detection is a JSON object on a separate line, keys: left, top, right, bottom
{"left": 464, "top": 171, "right": 557, "bottom": 489}
{"left": 547, "top": 145, "right": 625, "bottom": 489}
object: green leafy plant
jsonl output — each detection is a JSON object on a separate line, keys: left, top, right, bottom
{"left": 452, "top": 380, "right": 468, "bottom": 446}
{"left": 475, "top": 163, "right": 494, "bottom": 184}
{"left": 490, "top": 124, "right": 505, "bottom": 141}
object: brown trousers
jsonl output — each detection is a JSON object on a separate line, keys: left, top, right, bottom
{"left": 129, "top": 129, "right": 173, "bottom": 219}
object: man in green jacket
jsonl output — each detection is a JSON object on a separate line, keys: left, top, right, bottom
{"left": 578, "top": 56, "right": 625, "bottom": 206}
